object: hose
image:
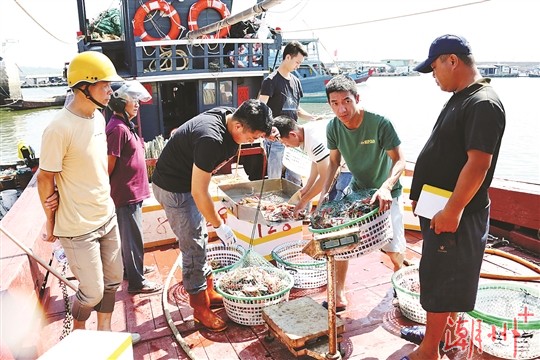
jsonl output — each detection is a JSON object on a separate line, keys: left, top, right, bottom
{"left": 161, "top": 251, "right": 200, "bottom": 360}
{"left": 480, "top": 248, "right": 540, "bottom": 281}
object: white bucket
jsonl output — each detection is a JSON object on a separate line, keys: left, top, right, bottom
{"left": 1, "top": 189, "right": 18, "bottom": 210}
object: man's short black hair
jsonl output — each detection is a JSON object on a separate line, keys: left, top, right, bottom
{"left": 282, "top": 40, "right": 308, "bottom": 60}
{"left": 272, "top": 115, "right": 298, "bottom": 138}
{"left": 233, "top": 99, "right": 273, "bottom": 136}
{"left": 326, "top": 74, "right": 358, "bottom": 100}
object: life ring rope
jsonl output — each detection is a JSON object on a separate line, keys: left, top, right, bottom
{"left": 133, "top": 0, "right": 182, "bottom": 42}
{"left": 187, "top": 0, "right": 230, "bottom": 39}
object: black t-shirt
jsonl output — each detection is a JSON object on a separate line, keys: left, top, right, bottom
{"left": 152, "top": 107, "right": 238, "bottom": 193}
{"left": 410, "top": 79, "right": 505, "bottom": 214}
{"left": 260, "top": 71, "right": 303, "bottom": 120}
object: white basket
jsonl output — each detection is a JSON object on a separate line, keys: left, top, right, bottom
{"left": 463, "top": 282, "right": 540, "bottom": 359}
{"left": 207, "top": 243, "right": 246, "bottom": 281}
{"left": 215, "top": 266, "right": 294, "bottom": 326}
{"left": 309, "top": 208, "right": 392, "bottom": 260}
{"left": 272, "top": 240, "right": 327, "bottom": 289}
{"left": 391, "top": 265, "right": 426, "bottom": 324}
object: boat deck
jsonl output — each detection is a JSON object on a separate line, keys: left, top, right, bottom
{"left": 31, "top": 228, "right": 539, "bottom": 360}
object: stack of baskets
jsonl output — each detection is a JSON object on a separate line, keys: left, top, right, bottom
{"left": 206, "top": 243, "right": 246, "bottom": 281}
{"left": 308, "top": 208, "right": 392, "bottom": 260}
{"left": 391, "top": 265, "right": 426, "bottom": 324}
{"left": 215, "top": 266, "right": 294, "bottom": 326}
{"left": 463, "top": 282, "right": 540, "bottom": 359}
{"left": 272, "top": 240, "right": 327, "bottom": 289}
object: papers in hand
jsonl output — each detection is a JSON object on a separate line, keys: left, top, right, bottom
{"left": 414, "top": 184, "right": 453, "bottom": 219}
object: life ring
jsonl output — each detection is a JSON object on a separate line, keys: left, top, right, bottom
{"left": 133, "top": 0, "right": 181, "bottom": 41}
{"left": 188, "top": 0, "right": 231, "bottom": 39}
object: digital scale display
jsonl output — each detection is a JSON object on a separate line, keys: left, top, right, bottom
{"left": 320, "top": 234, "right": 358, "bottom": 250}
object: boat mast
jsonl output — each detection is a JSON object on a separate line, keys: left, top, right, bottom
{"left": 186, "top": 0, "right": 287, "bottom": 39}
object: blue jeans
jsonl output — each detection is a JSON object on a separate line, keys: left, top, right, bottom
{"left": 265, "top": 138, "right": 284, "bottom": 179}
{"left": 328, "top": 172, "right": 353, "bottom": 201}
{"left": 152, "top": 183, "right": 211, "bottom": 294}
{"left": 116, "top": 202, "right": 146, "bottom": 291}
{"left": 265, "top": 139, "right": 302, "bottom": 185}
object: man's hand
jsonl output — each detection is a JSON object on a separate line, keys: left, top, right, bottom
{"left": 214, "top": 223, "right": 237, "bottom": 245}
{"left": 267, "top": 126, "right": 281, "bottom": 142}
{"left": 42, "top": 218, "right": 57, "bottom": 243}
{"left": 44, "top": 191, "right": 59, "bottom": 212}
{"left": 370, "top": 186, "right": 393, "bottom": 213}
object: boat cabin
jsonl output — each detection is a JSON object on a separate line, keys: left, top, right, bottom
{"left": 75, "top": 0, "right": 282, "bottom": 140}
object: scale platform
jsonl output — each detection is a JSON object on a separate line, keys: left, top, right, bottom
{"left": 262, "top": 297, "right": 345, "bottom": 359}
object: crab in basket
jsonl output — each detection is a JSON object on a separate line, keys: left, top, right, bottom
{"left": 310, "top": 189, "right": 377, "bottom": 229}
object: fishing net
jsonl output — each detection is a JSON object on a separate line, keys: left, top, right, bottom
{"left": 89, "top": 8, "right": 122, "bottom": 40}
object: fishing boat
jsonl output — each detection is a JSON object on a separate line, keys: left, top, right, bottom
{"left": 0, "top": 0, "right": 539, "bottom": 359}
{"left": 3, "top": 95, "right": 67, "bottom": 110}
{"left": 289, "top": 39, "right": 373, "bottom": 101}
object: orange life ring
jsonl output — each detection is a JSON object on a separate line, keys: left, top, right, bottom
{"left": 188, "top": 0, "right": 231, "bottom": 39}
{"left": 133, "top": 0, "right": 181, "bottom": 41}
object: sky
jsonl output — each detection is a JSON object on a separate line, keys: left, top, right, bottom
{"left": 1, "top": 0, "right": 538, "bottom": 69}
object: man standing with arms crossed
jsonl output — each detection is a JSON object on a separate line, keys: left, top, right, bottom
{"left": 37, "top": 52, "right": 137, "bottom": 340}
{"left": 400, "top": 35, "right": 505, "bottom": 360}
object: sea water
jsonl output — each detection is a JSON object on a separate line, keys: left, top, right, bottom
{"left": 0, "top": 78, "right": 538, "bottom": 184}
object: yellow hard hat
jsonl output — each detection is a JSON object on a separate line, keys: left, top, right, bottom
{"left": 67, "top": 51, "right": 123, "bottom": 88}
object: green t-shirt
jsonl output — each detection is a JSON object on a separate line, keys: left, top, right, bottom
{"left": 326, "top": 111, "right": 402, "bottom": 197}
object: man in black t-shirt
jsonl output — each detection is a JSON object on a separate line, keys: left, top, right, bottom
{"left": 400, "top": 35, "right": 505, "bottom": 360}
{"left": 152, "top": 100, "right": 273, "bottom": 332}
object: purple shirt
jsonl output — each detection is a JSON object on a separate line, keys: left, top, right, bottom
{"left": 106, "top": 115, "right": 150, "bottom": 207}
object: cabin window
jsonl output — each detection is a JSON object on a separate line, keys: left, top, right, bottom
{"left": 220, "top": 81, "right": 233, "bottom": 105}
{"left": 203, "top": 82, "right": 216, "bottom": 105}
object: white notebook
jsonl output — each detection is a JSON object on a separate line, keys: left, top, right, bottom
{"left": 415, "top": 184, "right": 453, "bottom": 219}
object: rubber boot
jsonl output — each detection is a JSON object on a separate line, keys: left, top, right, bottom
{"left": 189, "top": 290, "right": 227, "bottom": 332}
{"left": 206, "top": 274, "right": 223, "bottom": 307}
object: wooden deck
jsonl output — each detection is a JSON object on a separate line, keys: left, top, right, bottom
{"left": 18, "top": 227, "right": 537, "bottom": 360}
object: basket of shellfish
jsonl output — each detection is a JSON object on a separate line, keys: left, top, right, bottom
{"left": 215, "top": 266, "right": 294, "bottom": 326}
{"left": 309, "top": 189, "right": 391, "bottom": 260}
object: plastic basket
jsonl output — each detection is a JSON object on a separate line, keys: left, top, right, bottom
{"left": 207, "top": 243, "right": 246, "bottom": 281}
{"left": 463, "top": 282, "right": 540, "bottom": 359}
{"left": 309, "top": 208, "right": 391, "bottom": 260}
{"left": 391, "top": 265, "right": 426, "bottom": 324}
{"left": 215, "top": 266, "right": 294, "bottom": 326}
{"left": 271, "top": 240, "right": 327, "bottom": 289}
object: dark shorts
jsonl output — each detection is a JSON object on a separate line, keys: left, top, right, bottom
{"left": 419, "top": 207, "right": 489, "bottom": 312}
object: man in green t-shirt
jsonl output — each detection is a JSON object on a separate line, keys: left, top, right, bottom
{"left": 319, "top": 74, "right": 407, "bottom": 311}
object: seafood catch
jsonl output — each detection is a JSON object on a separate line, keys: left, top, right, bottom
{"left": 238, "top": 193, "right": 305, "bottom": 222}
{"left": 310, "top": 189, "right": 378, "bottom": 229}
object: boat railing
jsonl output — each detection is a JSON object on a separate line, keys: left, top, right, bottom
{"left": 134, "top": 38, "right": 276, "bottom": 78}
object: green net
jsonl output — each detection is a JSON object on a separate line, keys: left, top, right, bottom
{"left": 89, "top": 8, "right": 122, "bottom": 40}
{"left": 310, "top": 188, "right": 378, "bottom": 229}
